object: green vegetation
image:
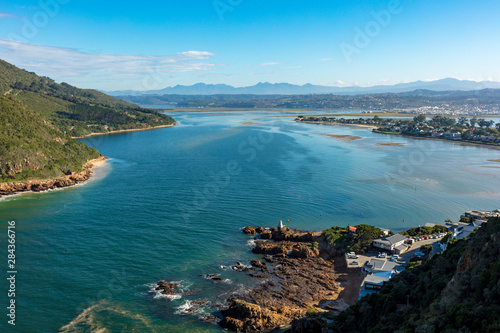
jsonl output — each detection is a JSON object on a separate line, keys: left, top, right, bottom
{"left": 440, "top": 232, "right": 452, "bottom": 244}
{"left": 0, "top": 59, "right": 176, "bottom": 183}
{"left": 376, "top": 114, "right": 500, "bottom": 144}
{"left": 0, "top": 96, "right": 99, "bottom": 182}
{"left": 322, "top": 224, "right": 383, "bottom": 254}
{"left": 399, "top": 225, "right": 448, "bottom": 237}
{"left": 306, "top": 308, "right": 318, "bottom": 317}
{"left": 420, "top": 244, "right": 433, "bottom": 254}
{"left": 0, "top": 59, "right": 175, "bottom": 137}
{"left": 332, "top": 217, "right": 500, "bottom": 332}
{"left": 309, "top": 241, "right": 319, "bottom": 249}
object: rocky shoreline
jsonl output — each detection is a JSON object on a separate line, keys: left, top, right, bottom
{"left": 0, "top": 155, "right": 108, "bottom": 198}
{"left": 148, "top": 225, "right": 361, "bottom": 332}
{"left": 217, "top": 226, "right": 360, "bottom": 332}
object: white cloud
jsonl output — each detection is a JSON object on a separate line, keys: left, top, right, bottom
{"left": 0, "top": 39, "right": 217, "bottom": 84}
{"left": 257, "top": 62, "right": 281, "bottom": 67}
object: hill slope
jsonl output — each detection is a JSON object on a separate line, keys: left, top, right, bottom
{"left": 0, "top": 96, "right": 100, "bottom": 182}
{"left": 0, "top": 59, "right": 175, "bottom": 137}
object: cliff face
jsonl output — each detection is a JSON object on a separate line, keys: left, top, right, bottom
{"left": 0, "top": 156, "right": 107, "bottom": 197}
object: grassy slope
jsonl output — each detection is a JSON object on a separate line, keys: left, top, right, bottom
{"left": 0, "top": 96, "right": 100, "bottom": 182}
{"left": 0, "top": 59, "right": 175, "bottom": 137}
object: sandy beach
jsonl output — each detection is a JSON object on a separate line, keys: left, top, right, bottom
{"left": 320, "top": 134, "right": 362, "bottom": 141}
{"left": 240, "top": 122, "right": 262, "bottom": 126}
{"left": 85, "top": 156, "right": 109, "bottom": 170}
{"left": 377, "top": 142, "right": 406, "bottom": 146}
{"left": 72, "top": 124, "right": 176, "bottom": 139}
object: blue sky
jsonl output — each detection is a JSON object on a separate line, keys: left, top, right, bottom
{"left": 0, "top": 0, "right": 499, "bottom": 91}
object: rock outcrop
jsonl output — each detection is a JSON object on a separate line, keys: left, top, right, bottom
{"left": 0, "top": 156, "right": 107, "bottom": 197}
{"left": 243, "top": 226, "right": 257, "bottom": 234}
{"left": 252, "top": 240, "right": 319, "bottom": 259}
{"left": 287, "top": 316, "right": 330, "bottom": 333}
{"left": 220, "top": 300, "right": 290, "bottom": 332}
{"left": 155, "top": 281, "right": 180, "bottom": 295}
{"left": 221, "top": 227, "right": 342, "bottom": 332}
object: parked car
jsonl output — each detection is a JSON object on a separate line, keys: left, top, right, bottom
{"left": 349, "top": 261, "right": 359, "bottom": 265}
{"left": 347, "top": 252, "right": 359, "bottom": 259}
{"left": 377, "top": 252, "right": 387, "bottom": 258}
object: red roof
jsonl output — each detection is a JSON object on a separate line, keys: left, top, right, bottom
{"left": 348, "top": 226, "right": 357, "bottom": 233}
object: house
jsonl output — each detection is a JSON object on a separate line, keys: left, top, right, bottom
{"left": 363, "top": 259, "right": 400, "bottom": 274}
{"left": 372, "top": 234, "right": 408, "bottom": 252}
{"left": 463, "top": 210, "right": 500, "bottom": 222}
{"left": 362, "top": 271, "right": 392, "bottom": 290}
{"left": 348, "top": 226, "right": 357, "bottom": 234}
{"left": 380, "top": 228, "right": 391, "bottom": 236}
{"left": 453, "top": 221, "right": 485, "bottom": 239}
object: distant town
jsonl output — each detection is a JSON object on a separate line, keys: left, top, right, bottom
{"left": 122, "top": 89, "right": 500, "bottom": 116}
{"left": 296, "top": 114, "right": 500, "bottom": 146}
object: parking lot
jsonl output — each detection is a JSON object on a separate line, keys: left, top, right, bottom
{"left": 346, "top": 237, "right": 443, "bottom": 269}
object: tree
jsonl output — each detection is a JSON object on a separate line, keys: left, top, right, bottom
{"left": 458, "top": 117, "right": 469, "bottom": 127}
{"left": 496, "top": 122, "right": 500, "bottom": 131}
{"left": 478, "top": 119, "right": 487, "bottom": 128}
{"left": 420, "top": 244, "right": 432, "bottom": 253}
{"left": 413, "top": 114, "right": 426, "bottom": 123}
{"left": 470, "top": 117, "right": 478, "bottom": 128}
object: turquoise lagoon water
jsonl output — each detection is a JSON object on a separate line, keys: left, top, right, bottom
{"left": 0, "top": 111, "right": 499, "bottom": 332}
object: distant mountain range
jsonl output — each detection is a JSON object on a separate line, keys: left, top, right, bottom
{"left": 107, "top": 78, "right": 500, "bottom": 97}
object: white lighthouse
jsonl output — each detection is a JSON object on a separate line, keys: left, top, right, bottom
{"left": 278, "top": 219, "right": 284, "bottom": 229}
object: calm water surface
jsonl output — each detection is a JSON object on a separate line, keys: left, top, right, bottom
{"left": 0, "top": 111, "right": 499, "bottom": 332}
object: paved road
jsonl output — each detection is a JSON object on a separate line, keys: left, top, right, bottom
{"left": 399, "top": 237, "right": 443, "bottom": 264}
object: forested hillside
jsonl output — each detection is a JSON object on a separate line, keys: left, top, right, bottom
{"left": 0, "top": 59, "right": 175, "bottom": 137}
{"left": 0, "top": 96, "right": 99, "bottom": 182}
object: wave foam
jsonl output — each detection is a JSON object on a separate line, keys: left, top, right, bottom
{"left": 147, "top": 282, "right": 183, "bottom": 301}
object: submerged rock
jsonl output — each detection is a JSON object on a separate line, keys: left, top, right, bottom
{"left": 201, "top": 274, "right": 224, "bottom": 282}
{"left": 155, "top": 281, "right": 180, "bottom": 295}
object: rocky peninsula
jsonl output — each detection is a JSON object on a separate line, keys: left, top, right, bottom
{"left": 0, "top": 155, "right": 108, "bottom": 198}
{"left": 218, "top": 226, "right": 363, "bottom": 332}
